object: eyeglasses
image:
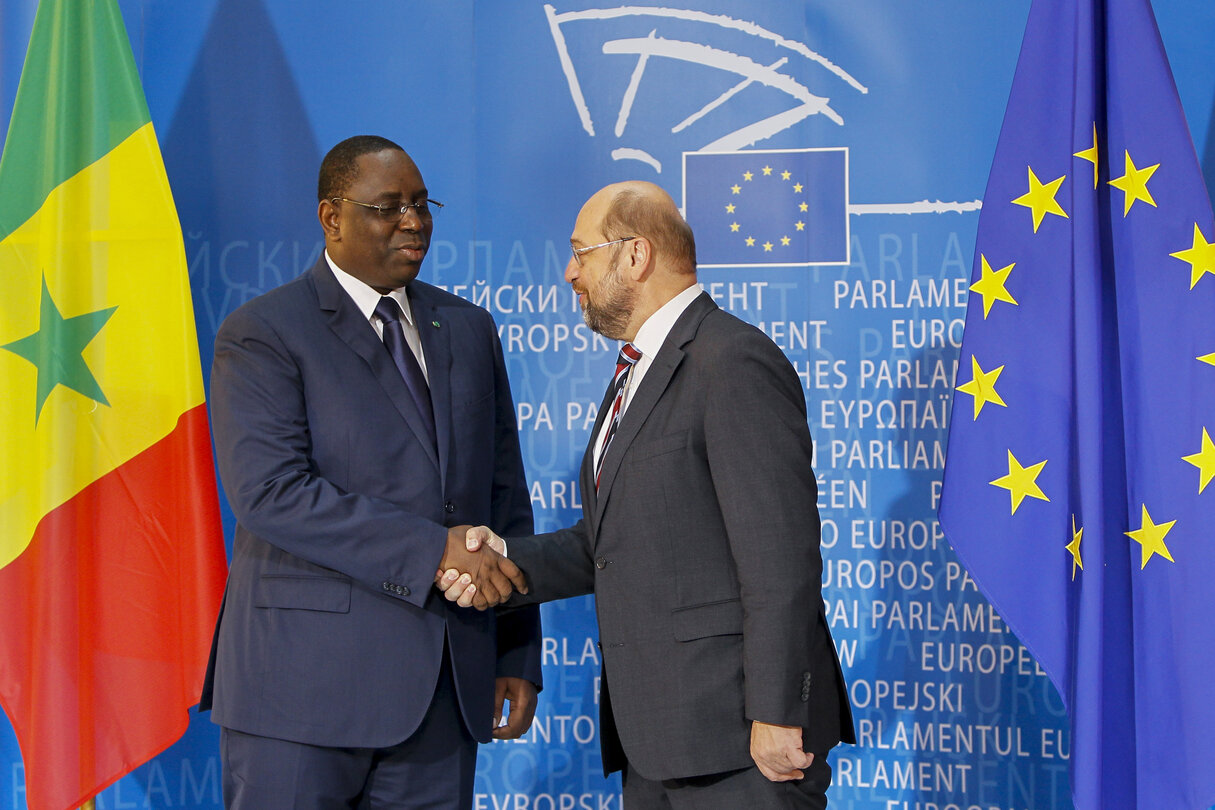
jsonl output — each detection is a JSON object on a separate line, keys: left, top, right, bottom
{"left": 570, "top": 236, "right": 635, "bottom": 266}
{"left": 332, "top": 197, "right": 444, "bottom": 220}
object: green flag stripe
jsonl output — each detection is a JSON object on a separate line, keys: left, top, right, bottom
{"left": 0, "top": 0, "right": 151, "bottom": 242}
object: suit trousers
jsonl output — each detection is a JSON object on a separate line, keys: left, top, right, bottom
{"left": 622, "top": 753, "right": 832, "bottom": 810}
{"left": 221, "top": 651, "right": 476, "bottom": 810}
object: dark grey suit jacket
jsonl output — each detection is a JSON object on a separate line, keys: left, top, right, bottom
{"left": 200, "top": 258, "right": 540, "bottom": 748}
{"left": 508, "top": 291, "right": 854, "bottom": 781}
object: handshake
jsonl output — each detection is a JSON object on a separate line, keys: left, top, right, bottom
{"left": 434, "top": 525, "right": 520, "bottom": 610}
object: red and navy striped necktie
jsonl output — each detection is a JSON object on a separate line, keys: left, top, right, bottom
{"left": 595, "top": 342, "right": 642, "bottom": 490}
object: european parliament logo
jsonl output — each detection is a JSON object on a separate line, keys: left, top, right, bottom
{"left": 543, "top": 4, "right": 979, "bottom": 270}
{"left": 543, "top": 4, "right": 867, "bottom": 175}
{"left": 683, "top": 148, "right": 849, "bottom": 267}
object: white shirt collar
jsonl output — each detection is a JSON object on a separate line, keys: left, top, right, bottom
{"left": 325, "top": 250, "right": 416, "bottom": 326}
{"left": 630, "top": 284, "right": 702, "bottom": 360}
{"left": 591, "top": 284, "right": 701, "bottom": 471}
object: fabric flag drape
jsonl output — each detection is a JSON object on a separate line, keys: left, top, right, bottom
{"left": 0, "top": 1, "right": 229, "bottom": 808}
{"left": 939, "top": 0, "right": 1215, "bottom": 808}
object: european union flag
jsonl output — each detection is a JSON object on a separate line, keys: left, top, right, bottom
{"left": 939, "top": 0, "right": 1215, "bottom": 808}
{"left": 683, "top": 148, "right": 848, "bottom": 267}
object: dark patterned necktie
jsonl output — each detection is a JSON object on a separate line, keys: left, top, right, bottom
{"left": 374, "top": 296, "right": 436, "bottom": 445}
{"left": 595, "top": 343, "right": 642, "bottom": 490}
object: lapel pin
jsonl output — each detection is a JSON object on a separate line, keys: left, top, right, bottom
{"left": 432, "top": 320, "right": 441, "bottom": 328}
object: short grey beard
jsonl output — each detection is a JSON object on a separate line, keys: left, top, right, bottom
{"left": 582, "top": 268, "right": 636, "bottom": 341}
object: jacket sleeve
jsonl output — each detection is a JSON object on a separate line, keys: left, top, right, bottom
{"left": 503, "top": 519, "right": 597, "bottom": 607}
{"left": 210, "top": 303, "right": 448, "bottom": 607}
{"left": 702, "top": 327, "right": 826, "bottom": 728}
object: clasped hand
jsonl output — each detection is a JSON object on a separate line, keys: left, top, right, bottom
{"left": 751, "top": 721, "right": 814, "bottom": 782}
{"left": 434, "top": 525, "right": 522, "bottom": 610}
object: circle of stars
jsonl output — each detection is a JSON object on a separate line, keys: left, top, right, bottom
{"left": 725, "top": 165, "right": 807, "bottom": 253}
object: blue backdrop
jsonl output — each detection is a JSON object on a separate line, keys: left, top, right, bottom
{"left": 2, "top": 2, "right": 1214, "bottom": 809}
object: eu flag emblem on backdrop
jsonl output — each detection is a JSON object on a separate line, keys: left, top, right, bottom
{"left": 939, "top": 0, "right": 1215, "bottom": 808}
{"left": 683, "top": 148, "right": 849, "bottom": 267}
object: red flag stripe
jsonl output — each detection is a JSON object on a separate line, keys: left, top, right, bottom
{"left": 0, "top": 403, "right": 228, "bottom": 810}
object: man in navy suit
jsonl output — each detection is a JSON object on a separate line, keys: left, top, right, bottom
{"left": 201, "top": 135, "right": 541, "bottom": 809}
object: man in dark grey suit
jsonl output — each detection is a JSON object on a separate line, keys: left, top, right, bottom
{"left": 202, "top": 135, "right": 539, "bottom": 809}
{"left": 439, "top": 181, "right": 855, "bottom": 808}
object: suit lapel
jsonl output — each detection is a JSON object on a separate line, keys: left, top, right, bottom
{"left": 590, "top": 350, "right": 682, "bottom": 531}
{"left": 581, "top": 371, "right": 621, "bottom": 524}
{"left": 311, "top": 261, "right": 440, "bottom": 473}
{"left": 408, "top": 285, "right": 453, "bottom": 488}
{"left": 591, "top": 292, "right": 717, "bottom": 532}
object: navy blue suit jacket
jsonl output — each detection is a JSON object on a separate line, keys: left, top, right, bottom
{"left": 201, "top": 257, "right": 540, "bottom": 748}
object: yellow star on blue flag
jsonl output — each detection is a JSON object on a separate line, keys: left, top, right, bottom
{"left": 683, "top": 148, "right": 848, "bottom": 267}
{"left": 939, "top": 1, "right": 1215, "bottom": 808}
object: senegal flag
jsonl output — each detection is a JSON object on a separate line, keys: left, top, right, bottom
{"left": 0, "top": 2, "right": 228, "bottom": 808}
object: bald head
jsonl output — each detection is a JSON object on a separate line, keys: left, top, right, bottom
{"left": 566, "top": 181, "right": 699, "bottom": 342}
{"left": 593, "top": 182, "right": 697, "bottom": 276}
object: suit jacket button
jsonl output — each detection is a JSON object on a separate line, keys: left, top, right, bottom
{"left": 382, "top": 581, "right": 392, "bottom": 591}
{"left": 595, "top": 557, "right": 608, "bottom": 569}
{"left": 801, "top": 690, "right": 810, "bottom": 702}
{"left": 399, "top": 585, "right": 410, "bottom": 596}
{"left": 444, "top": 501, "right": 455, "bottom": 514}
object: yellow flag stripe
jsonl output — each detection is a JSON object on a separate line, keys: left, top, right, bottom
{"left": 0, "top": 123, "right": 204, "bottom": 567}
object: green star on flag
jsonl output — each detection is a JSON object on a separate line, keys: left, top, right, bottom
{"left": 2, "top": 276, "right": 116, "bottom": 419}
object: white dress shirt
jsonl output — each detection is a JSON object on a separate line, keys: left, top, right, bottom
{"left": 591, "top": 284, "right": 701, "bottom": 473}
{"left": 325, "top": 250, "right": 428, "bottom": 381}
